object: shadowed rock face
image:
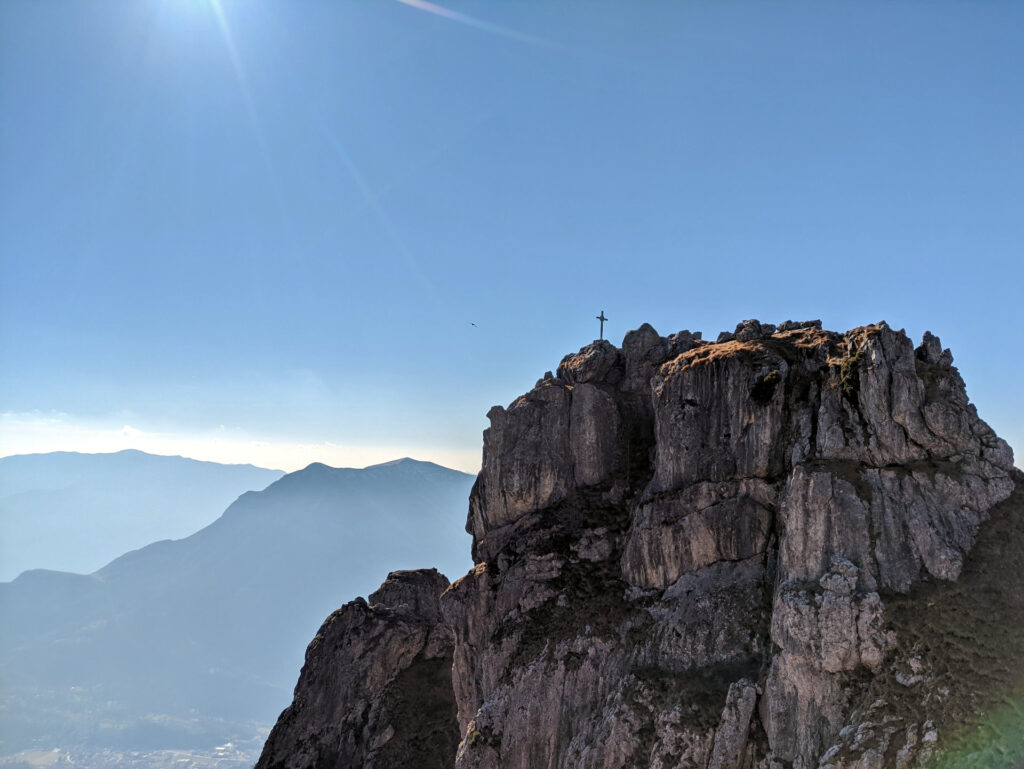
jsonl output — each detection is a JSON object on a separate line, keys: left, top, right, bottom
{"left": 255, "top": 569, "right": 459, "bottom": 769}
{"left": 261, "top": 320, "right": 1022, "bottom": 769}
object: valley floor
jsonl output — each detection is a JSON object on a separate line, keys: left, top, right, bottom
{"left": 0, "top": 740, "right": 262, "bottom": 769}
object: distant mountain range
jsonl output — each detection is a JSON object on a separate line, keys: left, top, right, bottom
{"left": 0, "top": 450, "right": 285, "bottom": 581}
{"left": 0, "top": 456, "right": 476, "bottom": 761}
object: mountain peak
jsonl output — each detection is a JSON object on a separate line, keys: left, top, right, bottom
{"left": 367, "top": 456, "right": 418, "bottom": 467}
{"left": 286, "top": 457, "right": 473, "bottom": 482}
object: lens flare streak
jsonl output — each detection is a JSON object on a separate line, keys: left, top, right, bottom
{"left": 393, "top": 0, "right": 557, "bottom": 49}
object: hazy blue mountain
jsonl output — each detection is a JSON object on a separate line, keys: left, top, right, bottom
{"left": 0, "top": 457, "right": 475, "bottom": 760}
{"left": 0, "top": 450, "right": 285, "bottom": 581}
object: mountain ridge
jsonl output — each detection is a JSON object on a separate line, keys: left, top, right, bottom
{"left": 0, "top": 449, "right": 286, "bottom": 580}
{"left": 0, "top": 447, "right": 284, "bottom": 470}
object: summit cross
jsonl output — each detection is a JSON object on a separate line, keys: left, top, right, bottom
{"left": 596, "top": 311, "right": 608, "bottom": 341}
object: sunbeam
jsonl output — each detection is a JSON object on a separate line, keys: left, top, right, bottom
{"left": 207, "top": 0, "right": 290, "bottom": 225}
{"left": 313, "top": 116, "right": 444, "bottom": 312}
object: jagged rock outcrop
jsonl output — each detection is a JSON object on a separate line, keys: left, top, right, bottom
{"left": 260, "top": 320, "right": 1022, "bottom": 769}
{"left": 447, "top": 320, "right": 1016, "bottom": 769}
{"left": 255, "top": 569, "right": 459, "bottom": 769}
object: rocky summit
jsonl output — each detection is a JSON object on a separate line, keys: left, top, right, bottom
{"left": 257, "top": 320, "right": 1023, "bottom": 769}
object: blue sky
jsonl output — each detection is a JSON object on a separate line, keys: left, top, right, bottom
{"left": 1, "top": 0, "right": 1022, "bottom": 472}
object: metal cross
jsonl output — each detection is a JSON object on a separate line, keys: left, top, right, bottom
{"left": 596, "top": 311, "right": 608, "bottom": 341}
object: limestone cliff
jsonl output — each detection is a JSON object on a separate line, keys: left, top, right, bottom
{"left": 259, "top": 320, "right": 1023, "bottom": 769}
{"left": 255, "top": 569, "right": 459, "bottom": 769}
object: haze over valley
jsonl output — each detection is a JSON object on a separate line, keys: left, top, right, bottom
{"left": 0, "top": 453, "right": 474, "bottom": 767}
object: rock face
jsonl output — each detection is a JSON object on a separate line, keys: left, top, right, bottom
{"left": 255, "top": 569, "right": 459, "bottom": 769}
{"left": 260, "top": 320, "right": 1023, "bottom": 769}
